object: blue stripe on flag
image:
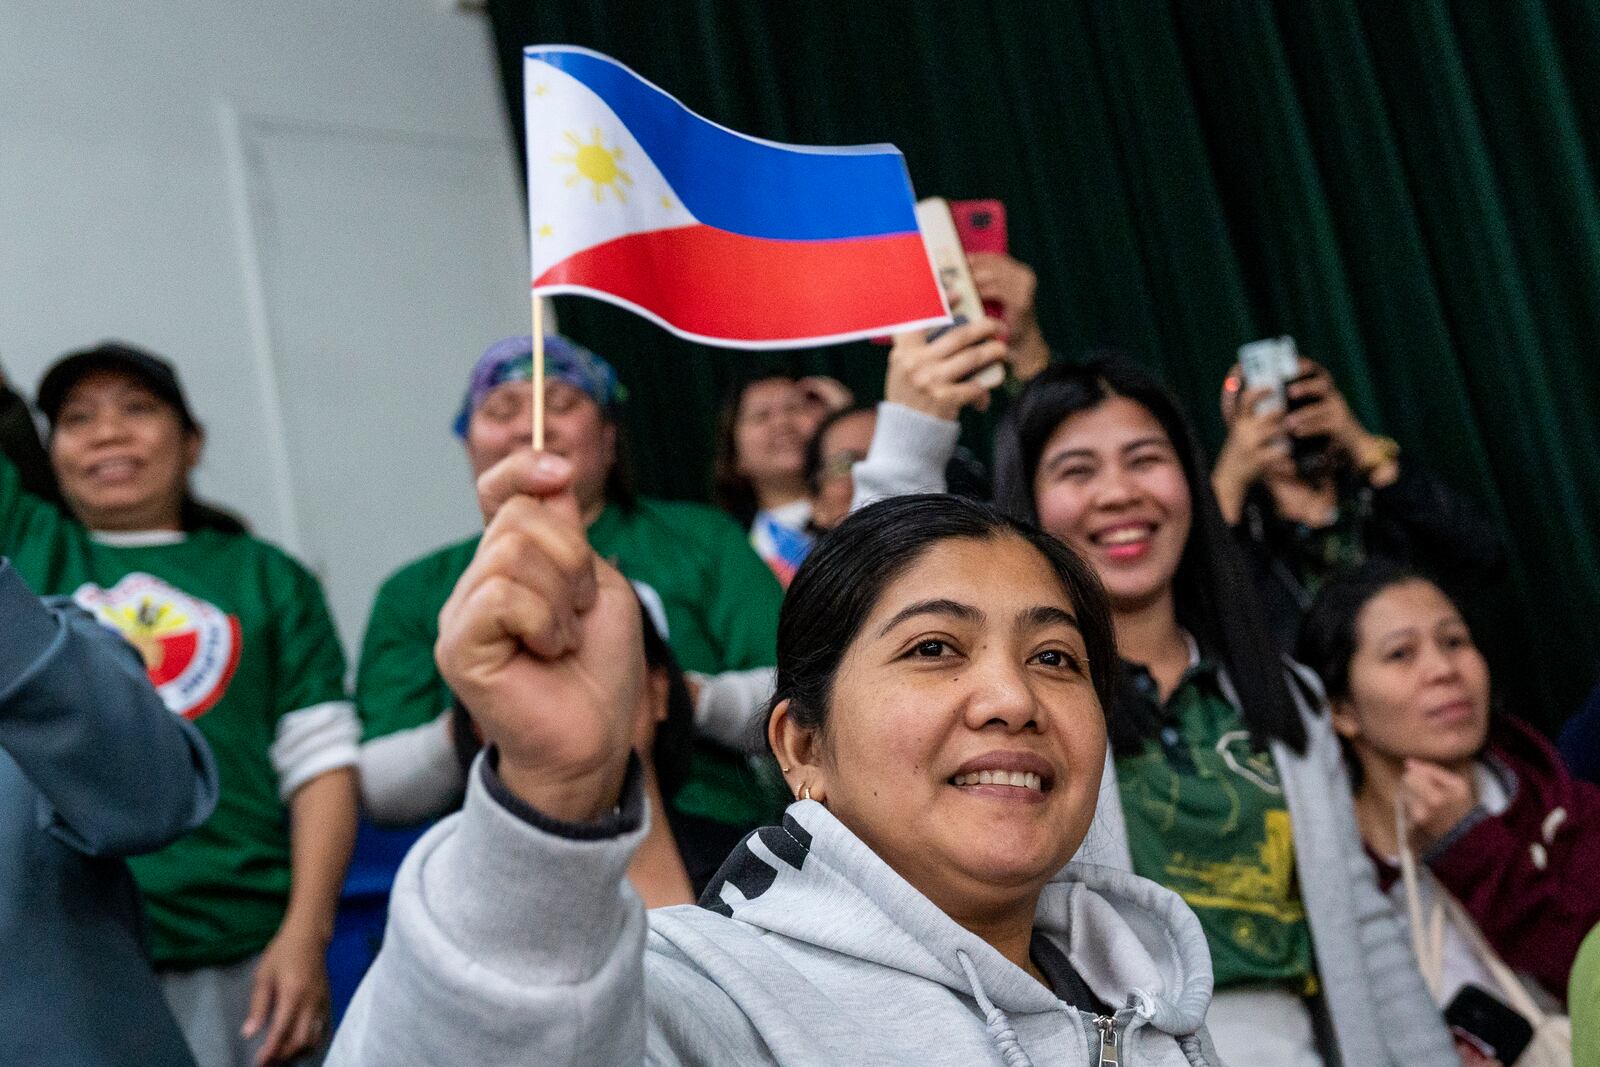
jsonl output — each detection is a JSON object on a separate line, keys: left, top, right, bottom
{"left": 527, "top": 47, "right": 920, "bottom": 242}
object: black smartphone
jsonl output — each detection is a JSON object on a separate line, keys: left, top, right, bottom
{"left": 1284, "top": 370, "right": 1334, "bottom": 480}
{"left": 1443, "top": 984, "right": 1533, "bottom": 1065}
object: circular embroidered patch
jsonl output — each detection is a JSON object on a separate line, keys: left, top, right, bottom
{"left": 73, "top": 573, "right": 242, "bottom": 720}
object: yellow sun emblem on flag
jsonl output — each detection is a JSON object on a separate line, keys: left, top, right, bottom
{"left": 554, "top": 128, "right": 633, "bottom": 203}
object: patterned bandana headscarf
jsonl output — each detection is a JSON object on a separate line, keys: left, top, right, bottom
{"left": 452, "top": 334, "right": 627, "bottom": 437}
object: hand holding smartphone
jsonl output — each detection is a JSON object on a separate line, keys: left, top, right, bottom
{"left": 915, "top": 197, "right": 1004, "bottom": 389}
{"left": 950, "top": 199, "right": 1009, "bottom": 324}
{"left": 950, "top": 199, "right": 1008, "bottom": 255}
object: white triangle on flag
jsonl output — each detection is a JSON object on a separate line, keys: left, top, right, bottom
{"left": 525, "top": 58, "right": 696, "bottom": 282}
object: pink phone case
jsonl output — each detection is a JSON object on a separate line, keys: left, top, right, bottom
{"left": 951, "top": 199, "right": 1008, "bottom": 322}
{"left": 950, "top": 199, "right": 1008, "bottom": 256}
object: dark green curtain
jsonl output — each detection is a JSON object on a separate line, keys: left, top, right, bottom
{"left": 486, "top": 0, "right": 1600, "bottom": 728}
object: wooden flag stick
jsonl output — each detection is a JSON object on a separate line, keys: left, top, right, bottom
{"left": 531, "top": 297, "right": 545, "bottom": 450}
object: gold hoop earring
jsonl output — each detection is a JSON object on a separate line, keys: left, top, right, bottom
{"left": 800, "top": 783, "right": 812, "bottom": 802}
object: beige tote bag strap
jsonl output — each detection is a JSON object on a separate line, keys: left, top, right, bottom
{"left": 1394, "top": 795, "right": 1550, "bottom": 1026}
{"left": 1435, "top": 888, "right": 1550, "bottom": 1026}
{"left": 1396, "top": 799, "right": 1571, "bottom": 1066}
{"left": 1395, "top": 796, "right": 1446, "bottom": 999}
{"left": 1433, "top": 891, "right": 1572, "bottom": 1067}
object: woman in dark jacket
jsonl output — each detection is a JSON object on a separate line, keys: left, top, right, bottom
{"left": 1211, "top": 356, "right": 1503, "bottom": 652}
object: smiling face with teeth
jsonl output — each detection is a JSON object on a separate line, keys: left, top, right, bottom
{"left": 50, "top": 370, "right": 201, "bottom": 532}
{"left": 730, "top": 376, "right": 812, "bottom": 500}
{"left": 771, "top": 533, "right": 1107, "bottom": 928}
{"left": 1030, "top": 395, "right": 1192, "bottom": 615}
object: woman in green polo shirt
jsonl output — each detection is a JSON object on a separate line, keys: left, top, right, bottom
{"left": 988, "top": 355, "right": 1456, "bottom": 1067}
{"left": 1, "top": 342, "right": 359, "bottom": 1067}
{"left": 355, "top": 336, "right": 784, "bottom": 894}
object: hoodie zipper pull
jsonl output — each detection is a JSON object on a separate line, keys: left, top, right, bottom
{"left": 1094, "top": 1015, "right": 1118, "bottom": 1065}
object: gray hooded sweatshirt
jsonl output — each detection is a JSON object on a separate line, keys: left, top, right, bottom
{"left": 330, "top": 758, "right": 1226, "bottom": 1066}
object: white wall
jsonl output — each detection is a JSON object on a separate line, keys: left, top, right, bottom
{"left": 0, "top": 1, "right": 531, "bottom": 659}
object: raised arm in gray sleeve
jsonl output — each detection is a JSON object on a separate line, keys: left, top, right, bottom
{"left": 848, "top": 402, "right": 959, "bottom": 512}
{"left": 0, "top": 560, "right": 217, "bottom": 856}
{"left": 328, "top": 752, "right": 651, "bottom": 1067}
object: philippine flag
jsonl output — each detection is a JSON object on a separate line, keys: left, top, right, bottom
{"left": 525, "top": 46, "right": 950, "bottom": 349}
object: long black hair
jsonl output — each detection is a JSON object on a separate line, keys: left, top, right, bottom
{"left": 602, "top": 411, "right": 639, "bottom": 514}
{"left": 179, "top": 494, "right": 249, "bottom": 535}
{"left": 992, "top": 354, "right": 1306, "bottom": 755}
{"left": 768, "top": 493, "right": 1119, "bottom": 736}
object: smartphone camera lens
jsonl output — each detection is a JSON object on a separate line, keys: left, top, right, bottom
{"left": 970, "top": 211, "right": 992, "bottom": 228}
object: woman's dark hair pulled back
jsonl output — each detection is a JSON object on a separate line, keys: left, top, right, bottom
{"left": 803, "top": 403, "right": 871, "bottom": 496}
{"left": 1295, "top": 561, "right": 1487, "bottom": 789}
{"left": 767, "top": 493, "right": 1119, "bottom": 740}
{"left": 992, "top": 353, "right": 1306, "bottom": 755}
{"left": 1296, "top": 559, "right": 1436, "bottom": 704}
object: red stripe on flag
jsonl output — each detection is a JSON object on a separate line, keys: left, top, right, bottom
{"left": 535, "top": 225, "right": 943, "bottom": 343}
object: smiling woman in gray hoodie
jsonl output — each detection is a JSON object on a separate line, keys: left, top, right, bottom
{"left": 841, "top": 334, "right": 1457, "bottom": 1066}
{"left": 329, "top": 453, "right": 1225, "bottom": 1066}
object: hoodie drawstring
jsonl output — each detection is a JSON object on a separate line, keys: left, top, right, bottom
{"left": 955, "top": 949, "right": 1034, "bottom": 1067}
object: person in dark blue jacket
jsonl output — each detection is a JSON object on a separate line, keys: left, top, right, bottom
{"left": 1561, "top": 679, "right": 1600, "bottom": 785}
{"left": 0, "top": 557, "right": 218, "bottom": 1067}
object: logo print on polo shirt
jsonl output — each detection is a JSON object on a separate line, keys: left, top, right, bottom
{"left": 73, "top": 573, "right": 242, "bottom": 720}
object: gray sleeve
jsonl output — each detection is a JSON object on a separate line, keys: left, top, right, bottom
{"left": 356, "top": 710, "right": 466, "bottom": 825}
{"left": 0, "top": 560, "right": 217, "bottom": 856}
{"left": 689, "top": 667, "right": 776, "bottom": 753}
{"left": 328, "top": 752, "right": 650, "bottom": 1067}
{"left": 848, "top": 402, "right": 959, "bottom": 512}
{"left": 1301, "top": 699, "right": 1457, "bottom": 1067}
